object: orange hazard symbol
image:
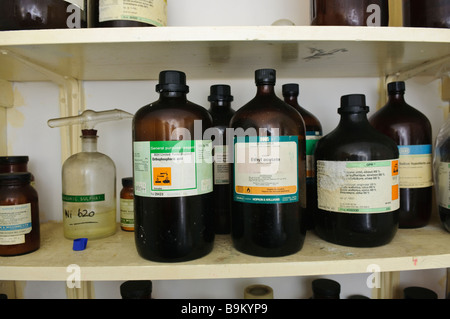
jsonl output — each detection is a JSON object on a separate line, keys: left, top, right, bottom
{"left": 153, "top": 167, "right": 172, "bottom": 186}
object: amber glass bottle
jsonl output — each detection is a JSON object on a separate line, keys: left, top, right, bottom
{"left": 311, "top": 0, "right": 389, "bottom": 26}
{"left": 120, "top": 177, "right": 134, "bottom": 232}
{"left": 283, "top": 84, "right": 322, "bottom": 230}
{"left": 0, "top": 0, "right": 89, "bottom": 30}
{"left": 208, "top": 85, "right": 235, "bottom": 234}
{"left": 0, "top": 173, "right": 40, "bottom": 256}
{"left": 403, "top": 0, "right": 450, "bottom": 28}
{"left": 229, "top": 69, "right": 307, "bottom": 257}
{"left": 92, "top": 0, "right": 167, "bottom": 27}
{"left": 314, "top": 94, "right": 399, "bottom": 247}
{"left": 369, "top": 82, "right": 432, "bottom": 228}
{"left": 0, "top": 156, "right": 35, "bottom": 187}
{"left": 434, "top": 119, "right": 450, "bottom": 232}
{"left": 133, "top": 70, "right": 214, "bottom": 262}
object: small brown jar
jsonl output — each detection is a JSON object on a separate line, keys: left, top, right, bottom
{"left": 120, "top": 177, "right": 134, "bottom": 232}
{"left": 403, "top": 0, "right": 450, "bottom": 28}
{"left": 0, "top": 173, "right": 40, "bottom": 256}
{"left": 311, "top": 0, "right": 389, "bottom": 26}
{"left": 0, "top": 156, "right": 35, "bottom": 187}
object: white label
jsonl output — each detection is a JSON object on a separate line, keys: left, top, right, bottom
{"left": 317, "top": 160, "right": 399, "bottom": 214}
{"left": 99, "top": 0, "right": 167, "bottom": 26}
{"left": 0, "top": 204, "right": 32, "bottom": 245}
{"left": 398, "top": 145, "right": 433, "bottom": 188}
{"left": 214, "top": 145, "right": 230, "bottom": 185}
{"left": 120, "top": 198, "right": 134, "bottom": 228}
{"left": 438, "top": 162, "right": 450, "bottom": 209}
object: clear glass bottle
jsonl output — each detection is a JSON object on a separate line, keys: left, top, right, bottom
{"left": 229, "top": 69, "right": 307, "bottom": 257}
{"left": 133, "top": 70, "right": 215, "bottom": 262}
{"left": 62, "top": 129, "right": 117, "bottom": 240}
{"left": 311, "top": 279, "right": 341, "bottom": 299}
{"left": 283, "top": 83, "right": 322, "bottom": 230}
{"left": 120, "top": 177, "right": 134, "bottom": 232}
{"left": 208, "top": 84, "right": 235, "bottom": 234}
{"left": 370, "top": 82, "right": 433, "bottom": 229}
{"left": 403, "top": 0, "right": 450, "bottom": 28}
{"left": 311, "top": 0, "right": 389, "bottom": 26}
{"left": 314, "top": 94, "right": 399, "bottom": 247}
{"left": 92, "top": 0, "right": 167, "bottom": 27}
{"left": 0, "top": 0, "right": 89, "bottom": 30}
{"left": 0, "top": 172, "right": 40, "bottom": 256}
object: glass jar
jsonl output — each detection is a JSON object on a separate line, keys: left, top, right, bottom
{"left": 0, "top": 172, "right": 40, "bottom": 256}
{"left": 0, "top": 0, "right": 89, "bottom": 31}
{"left": 403, "top": 0, "right": 450, "bottom": 28}
{"left": 120, "top": 177, "right": 134, "bottom": 232}
{"left": 311, "top": 0, "right": 389, "bottom": 26}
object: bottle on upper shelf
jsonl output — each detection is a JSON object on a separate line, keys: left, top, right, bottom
{"left": 403, "top": 0, "right": 450, "bottom": 28}
{"left": 370, "top": 81, "right": 433, "bottom": 229}
{"left": 311, "top": 0, "right": 389, "bottom": 26}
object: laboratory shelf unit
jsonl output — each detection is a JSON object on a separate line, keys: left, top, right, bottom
{"left": 0, "top": 25, "right": 449, "bottom": 298}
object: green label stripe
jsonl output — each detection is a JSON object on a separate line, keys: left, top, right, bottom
{"left": 346, "top": 161, "right": 391, "bottom": 168}
{"left": 150, "top": 141, "right": 195, "bottom": 153}
{"left": 339, "top": 207, "right": 391, "bottom": 213}
{"left": 63, "top": 194, "right": 105, "bottom": 202}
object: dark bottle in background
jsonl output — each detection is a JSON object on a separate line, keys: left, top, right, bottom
{"left": 120, "top": 177, "right": 134, "bottom": 232}
{"left": 311, "top": 0, "right": 389, "bottom": 26}
{"left": 229, "top": 69, "right": 307, "bottom": 257}
{"left": 0, "top": 0, "right": 89, "bottom": 30}
{"left": 120, "top": 280, "right": 152, "bottom": 299}
{"left": 314, "top": 94, "right": 399, "bottom": 247}
{"left": 370, "top": 81, "right": 433, "bottom": 229}
{"left": 208, "top": 85, "right": 235, "bottom": 234}
{"left": 133, "top": 70, "right": 214, "bottom": 262}
{"left": 403, "top": 0, "right": 450, "bottom": 28}
{"left": 403, "top": 286, "right": 438, "bottom": 299}
{"left": 92, "top": 0, "right": 167, "bottom": 27}
{"left": 0, "top": 156, "right": 35, "bottom": 187}
{"left": 434, "top": 117, "right": 450, "bottom": 233}
{"left": 283, "top": 83, "right": 322, "bottom": 230}
{"left": 311, "top": 278, "right": 341, "bottom": 299}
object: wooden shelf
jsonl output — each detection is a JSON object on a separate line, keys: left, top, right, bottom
{"left": 0, "top": 221, "right": 449, "bottom": 282}
{"left": 0, "top": 26, "right": 449, "bottom": 82}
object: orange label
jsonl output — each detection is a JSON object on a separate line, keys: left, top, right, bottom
{"left": 153, "top": 167, "right": 172, "bottom": 186}
{"left": 392, "top": 160, "right": 399, "bottom": 176}
{"left": 392, "top": 184, "right": 399, "bottom": 201}
{"left": 236, "top": 185, "right": 297, "bottom": 195}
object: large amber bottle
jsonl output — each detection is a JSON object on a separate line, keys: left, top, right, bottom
{"left": 369, "top": 82, "right": 433, "bottom": 228}
{"left": 283, "top": 83, "right": 322, "bottom": 230}
{"left": 314, "top": 94, "right": 399, "bottom": 247}
{"left": 229, "top": 69, "right": 307, "bottom": 257}
{"left": 403, "top": 0, "right": 450, "bottom": 28}
{"left": 435, "top": 117, "right": 450, "bottom": 232}
{"left": 208, "top": 85, "right": 235, "bottom": 234}
{"left": 133, "top": 70, "right": 214, "bottom": 262}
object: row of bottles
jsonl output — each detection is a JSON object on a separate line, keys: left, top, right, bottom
{"left": 0, "top": 0, "right": 448, "bottom": 31}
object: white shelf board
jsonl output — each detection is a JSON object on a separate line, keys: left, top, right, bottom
{"left": 0, "top": 26, "right": 448, "bottom": 81}
{"left": 0, "top": 221, "right": 449, "bottom": 282}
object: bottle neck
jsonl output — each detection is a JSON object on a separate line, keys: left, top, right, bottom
{"left": 283, "top": 94, "right": 299, "bottom": 105}
{"left": 0, "top": 163, "right": 28, "bottom": 173}
{"left": 81, "top": 136, "right": 98, "bottom": 152}
{"left": 256, "top": 84, "right": 276, "bottom": 95}
{"left": 338, "top": 111, "right": 370, "bottom": 127}
{"left": 387, "top": 92, "right": 406, "bottom": 104}
{"left": 159, "top": 91, "right": 188, "bottom": 101}
{"left": 210, "top": 100, "right": 232, "bottom": 111}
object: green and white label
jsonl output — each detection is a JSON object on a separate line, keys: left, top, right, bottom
{"left": 134, "top": 140, "right": 213, "bottom": 198}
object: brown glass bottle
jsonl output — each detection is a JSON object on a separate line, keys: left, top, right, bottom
{"left": 208, "top": 85, "right": 235, "bottom": 234}
{"left": 0, "top": 156, "right": 35, "bottom": 187}
{"left": 311, "top": 0, "right": 389, "bottom": 26}
{"left": 369, "top": 82, "right": 433, "bottom": 229}
{"left": 403, "top": 0, "right": 450, "bottom": 28}
{"left": 434, "top": 121, "right": 450, "bottom": 232}
{"left": 0, "top": 172, "right": 40, "bottom": 256}
{"left": 92, "top": 0, "right": 167, "bottom": 27}
{"left": 0, "top": 0, "right": 89, "bottom": 31}
{"left": 229, "top": 69, "right": 307, "bottom": 257}
{"left": 120, "top": 177, "right": 134, "bottom": 232}
{"left": 283, "top": 84, "right": 322, "bottom": 230}
{"left": 314, "top": 94, "right": 399, "bottom": 247}
{"left": 133, "top": 70, "right": 214, "bottom": 262}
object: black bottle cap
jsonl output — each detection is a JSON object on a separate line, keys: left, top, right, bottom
{"left": 388, "top": 81, "right": 406, "bottom": 93}
{"left": 156, "top": 70, "right": 189, "bottom": 93}
{"left": 121, "top": 177, "right": 133, "bottom": 188}
{"left": 0, "top": 172, "right": 31, "bottom": 185}
{"left": 339, "top": 94, "right": 370, "bottom": 113}
{"left": 255, "top": 69, "right": 276, "bottom": 85}
{"left": 120, "top": 280, "right": 152, "bottom": 299}
{"left": 403, "top": 287, "right": 438, "bottom": 299}
{"left": 282, "top": 83, "right": 299, "bottom": 96}
{"left": 0, "top": 156, "right": 29, "bottom": 164}
{"left": 312, "top": 279, "right": 341, "bottom": 297}
{"left": 208, "top": 85, "right": 234, "bottom": 102}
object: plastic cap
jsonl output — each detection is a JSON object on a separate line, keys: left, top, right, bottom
{"left": 255, "top": 69, "right": 276, "bottom": 85}
{"left": 73, "top": 238, "right": 88, "bottom": 251}
{"left": 0, "top": 172, "right": 31, "bottom": 185}
{"left": 388, "top": 81, "right": 406, "bottom": 93}
{"left": 0, "top": 156, "right": 29, "bottom": 164}
{"left": 312, "top": 279, "right": 341, "bottom": 297}
{"left": 404, "top": 287, "right": 438, "bottom": 299}
{"left": 120, "top": 280, "right": 153, "bottom": 299}
{"left": 156, "top": 70, "right": 189, "bottom": 93}
{"left": 339, "top": 94, "right": 369, "bottom": 113}
{"left": 122, "top": 177, "right": 133, "bottom": 188}
{"left": 282, "top": 83, "right": 299, "bottom": 95}
{"left": 208, "top": 85, "right": 234, "bottom": 102}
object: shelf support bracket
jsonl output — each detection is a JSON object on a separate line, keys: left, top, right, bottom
{"left": 0, "top": 49, "right": 85, "bottom": 161}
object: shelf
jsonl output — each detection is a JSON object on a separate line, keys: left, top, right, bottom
{"left": 0, "top": 26, "right": 449, "bottom": 82}
{"left": 0, "top": 221, "right": 449, "bottom": 282}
